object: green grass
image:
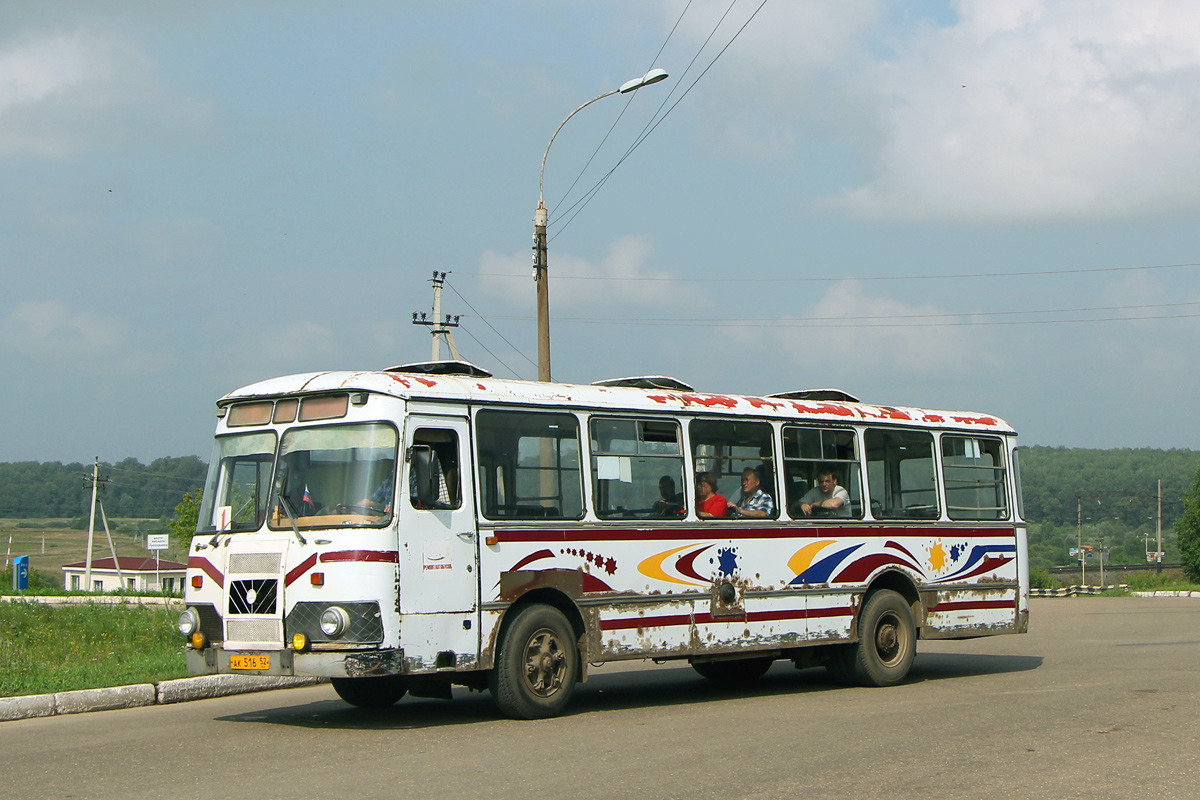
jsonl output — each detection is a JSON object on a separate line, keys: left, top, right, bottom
{"left": 0, "top": 602, "right": 188, "bottom": 697}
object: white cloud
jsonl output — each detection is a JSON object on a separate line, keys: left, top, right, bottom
{"left": 773, "top": 280, "right": 985, "bottom": 377}
{"left": 831, "top": 0, "right": 1200, "bottom": 220}
{"left": 478, "top": 235, "right": 704, "bottom": 310}
{"left": 0, "top": 30, "right": 213, "bottom": 160}
{"left": 1, "top": 300, "right": 124, "bottom": 357}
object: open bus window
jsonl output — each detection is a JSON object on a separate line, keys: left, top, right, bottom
{"left": 590, "top": 417, "right": 685, "bottom": 519}
{"left": 782, "top": 426, "right": 863, "bottom": 519}
{"left": 475, "top": 410, "right": 583, "bottom": 520}
{"left": 197, "top": 432, "right": 277, "bottom": 533}
{"left": 689, "top": 419, "right": 777, "bottom": 519}
{"left": 268, "top": 422, "right": 398, "bottom": 529}
{"left": 409, "top": 429, "right": 461, "bottom": 510}
{"left": 942, "top": 435, "right": 1008, "bottom": 520}
{"left": 865, "top": 429, "right": 939, "bottom": 520}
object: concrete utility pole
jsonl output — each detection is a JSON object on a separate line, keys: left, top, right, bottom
{"left": 534, "top": 68, "right": 669, "bottom": 382}
{"left": 412, "top": 271, "right": 461, "bottom": 361}
{"left": 83, "top": 458, "right": 108, "bottom": 591}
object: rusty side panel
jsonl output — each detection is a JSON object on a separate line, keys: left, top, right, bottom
{"left": 920, "top": 587, "right": 1018, "bottom": 639}
{"left": 499, "top": 568, "right": 583, "bottom": 602}
{"left": 344, "top": 649, "right": 406, "bottom": 677}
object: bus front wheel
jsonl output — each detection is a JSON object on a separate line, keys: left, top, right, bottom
{"left": 331, "top": 676, "right": 408, "bottom": 708}
{"left": 851, "top": 589, "right": 916, "bottom": 686}
{"left": 490, "top": 604, "right": 579, "bottom": 719}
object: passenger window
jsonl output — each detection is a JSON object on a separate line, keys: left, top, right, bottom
{"left": 782, "top": 427, "right": 862, "bottom": 519}
{"left": 864, "top": 429, "right": 939, "bottom": 520}
{"left": 689, "top": 419, "right": 777, "bottom": 519}
{"left": 942, "top": 436, "right": 1008, "bottom": 520}
{"left": 590, "top": 418, "right": 685, "bottom": 519}
{"left": 475, "top": 410, "right": 583, "bottom": 520}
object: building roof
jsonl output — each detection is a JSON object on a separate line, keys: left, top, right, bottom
{"left": 62, "top": 556, "right": 187, "bottom": 572}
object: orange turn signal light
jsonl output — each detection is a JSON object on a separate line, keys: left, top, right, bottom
{"left": 190, "top": 632, "right": 207, "bottom": 650}
{"left": 191, "top": 575, "right": 203, "bottom": 589}
{"left": 310, "top": 572, "right": 324, "bottom": 586}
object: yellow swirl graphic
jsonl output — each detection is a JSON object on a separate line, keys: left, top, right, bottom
{"left": 787, "top": 540, "right": 836, "bottom": 579}
{"left": 638, "top": 543, "right": 709, "bottom": 586}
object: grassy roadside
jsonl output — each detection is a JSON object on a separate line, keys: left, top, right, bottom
{"left": 0, "top": 602, "right": 188, "bottom": 698}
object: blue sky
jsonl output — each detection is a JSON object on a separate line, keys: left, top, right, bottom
{"left": 2, "top": 0, "right": 1198, "bottom": 463}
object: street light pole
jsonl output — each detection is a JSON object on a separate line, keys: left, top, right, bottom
{"left": 534, "top": 68, "right": 668, "bottom": 382}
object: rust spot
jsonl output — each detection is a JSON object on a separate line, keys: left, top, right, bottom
{"left": 499, "top": 568, "right": 583, "bottom": 602}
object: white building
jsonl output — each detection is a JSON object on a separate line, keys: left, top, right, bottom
{"left": 62, "top": 556, "right": 187, "bottom": 594}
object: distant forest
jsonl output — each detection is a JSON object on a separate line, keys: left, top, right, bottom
{"left": 0, "top": 447, "right": 1196, "bottom": 568}
{"left": 0, "top": 457, "right": 207, "bottom": 520}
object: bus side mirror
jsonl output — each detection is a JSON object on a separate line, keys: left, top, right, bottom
{"left": 408, "top": 445, "right": 434, "bottom": 508}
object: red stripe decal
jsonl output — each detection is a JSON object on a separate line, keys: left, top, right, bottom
{"left": 929, "top": 599, "right": 1015, "bottom": 613}
{"left": 833, "top": 553, "right": 921, "bottom": 584}
{"left": 188, "top": 557, "right": 224, "bottom": 589}
{"left": 285, "top": 553, "right": 319, "bottom": 587}
{"left": 508, "top": 549, "right": 555, "bottom": 572}
{"left": 599, "top": 605, "right": 854, "bottom": 631}
{"left": 319, "top": 550, "right": 399, "bottom": 564}
{"left": 490, "top": 526, "right": 1016, "bottom": 544}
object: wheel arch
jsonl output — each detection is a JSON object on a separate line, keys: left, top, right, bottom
{"left": 490, "top": 587, "right": 587, "bottom": 670}
{"left": 863, "top": 569, "right": 923, "bottom": 631}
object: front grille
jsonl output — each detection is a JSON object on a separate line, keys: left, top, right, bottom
{"left": 286, "top": 602, "right": 384, "bottom": 644}
{"left": 228, "top": 579, "right": 278, "bottom": 615}
{"left": 228, "top": 552, "right": 282, "bottom": 574}
{"left": 226, "top": 618, "right": 282, "bottom": 644}
{"left": 196, "top": 603, "right": 223, "bottom": 644}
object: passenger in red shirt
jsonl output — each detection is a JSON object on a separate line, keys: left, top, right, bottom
{"left": 696, "top": 473, "right": 728, "bottom": 518}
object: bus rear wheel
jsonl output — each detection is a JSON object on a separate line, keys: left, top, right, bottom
{"left": 692, "top": 656, "right": 774, "bottom": 683}
{"left": 850, "top": 589, "right": 916, "bottom": 686}
{"left": 331, "top": 676, "right": 408, "bottom": 708}
{"left": 490, "top": 604, "right": 579, "bottom": 719}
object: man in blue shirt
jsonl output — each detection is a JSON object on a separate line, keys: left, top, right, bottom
{"left": 730, "top": 467, "right": 775, "bottom": 518}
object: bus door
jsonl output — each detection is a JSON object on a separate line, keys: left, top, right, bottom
{"left": 398, "top": 415, "right": 479, "bottom": 617}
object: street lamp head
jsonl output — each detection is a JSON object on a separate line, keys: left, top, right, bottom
{"left": 619, "top": 68, "right": 669, "bottom": 94}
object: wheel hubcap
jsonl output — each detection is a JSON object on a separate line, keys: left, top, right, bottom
{"left": 523, "top": 629, "right": 566, "bottom": 697}
{"left": 875, "top": 614, "right": 902, "bottom": 665}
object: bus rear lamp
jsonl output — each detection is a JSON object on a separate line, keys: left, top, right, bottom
{"left": 190, "top": 632, "right": 207, "bottom": 651}
{"left": 320, "top": 606, "right": 351, "bottom": 638}
{"left": 178, "top": 607, "right": 201, "bottom": 637}
{"left": 292, "top": 632, "right": 310, "bottom": 652}
{"left": 191, "top": 575, "right": 203, "bottom": 589}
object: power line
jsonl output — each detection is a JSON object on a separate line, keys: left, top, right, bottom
{"left": 456, "top": 260, "right": 1200, "bottom": 283}
{"left": 456, "top": 323, "right": 524, "bottom": 380}
{"left": 443, "top": 279, "right": 538, "bottom": 371}
{"left": 553, "top": 0, "right": 769, "bottom": 239}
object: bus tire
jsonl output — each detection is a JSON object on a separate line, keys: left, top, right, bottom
{"left": 823, "top": 644, "right": 857, "bottom": 686}
{"left": 692, "top": 656, "right": 774, "bottom": 683}
{"left": 331, "top": 676, "right": 408, "bottom": 708}
{"left": 851, "top": 589, "right": 916, "bottom": 686}
{"left": 490, "top": 604, "right": 578, "bottom": 719}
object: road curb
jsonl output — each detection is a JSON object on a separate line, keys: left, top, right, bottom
{"left": 0, "top": 675, "right": 325, "bottom": 723}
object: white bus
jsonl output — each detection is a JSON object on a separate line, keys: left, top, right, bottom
{"left": 179, "top": 362, "right": 1028, "bottom": 718}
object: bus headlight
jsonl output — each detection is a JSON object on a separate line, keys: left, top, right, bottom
{"left": 319, "top": 606, "right": 351, "bottom": 638}
{"left": 178, "top": 607, "right": 201, "bottom": 637}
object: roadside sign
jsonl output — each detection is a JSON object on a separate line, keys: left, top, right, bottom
{"left": 147, "top": 534, "right": 169, "bottom": 551}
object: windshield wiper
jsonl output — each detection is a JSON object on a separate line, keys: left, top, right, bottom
{"left": 276, "top": 493, "right": 308, "bottom": 546}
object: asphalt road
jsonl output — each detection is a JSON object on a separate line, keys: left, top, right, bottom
{"left": 2, "top": 598, "right": 1197, "bottom": 800}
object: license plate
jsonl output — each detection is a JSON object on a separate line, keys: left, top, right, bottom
{"left": 229, "top": 654, "right": 271, "bottom": 671}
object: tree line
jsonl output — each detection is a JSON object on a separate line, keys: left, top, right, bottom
{"left": 0, "top": 457, "right": 207, "bottom": 520}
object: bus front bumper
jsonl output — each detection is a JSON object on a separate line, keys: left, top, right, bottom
{"left": 186, "top": 646, "right": 406, "bottom": 679}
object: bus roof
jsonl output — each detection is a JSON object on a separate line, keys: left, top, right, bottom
{"left": 219, "top": 369, "right": 1015, "bottom": 434}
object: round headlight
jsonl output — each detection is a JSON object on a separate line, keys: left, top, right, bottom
{"left": 319, "top": 606, "right": 350, "bottom": 638}
{"left": 178, "top": 606, "right": 201, "bottom": 637}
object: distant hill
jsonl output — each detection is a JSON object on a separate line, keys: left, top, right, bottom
{"left": 0, "top": 457, "right": 207, "bottom": 520}
{"left": 1018, "top": 446, "right": 1198, "bottom": 529}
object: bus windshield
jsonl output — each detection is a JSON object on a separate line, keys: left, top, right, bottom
{"left": 268, "top": 423, "right": 399, "bottom": 530}
{"left": 197, "top": 432, "right": 277, "bottom": 534}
